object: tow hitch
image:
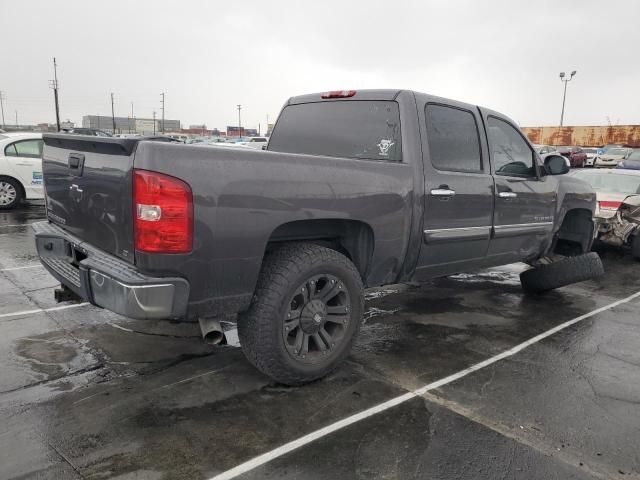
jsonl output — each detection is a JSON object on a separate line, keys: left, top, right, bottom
{"left": 54, "top": 284, "right": 83, "bottom": 303}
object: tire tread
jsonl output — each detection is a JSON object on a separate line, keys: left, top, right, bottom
{"left": 238, "top": 243, "right": 363, "bottom": 385}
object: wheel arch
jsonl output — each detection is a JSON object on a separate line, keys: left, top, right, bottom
{"left": 264, "top": 219, "right": 375, "bottom": 283}
{"left": 553, "top": 208, "right": 595, "bottom": 255}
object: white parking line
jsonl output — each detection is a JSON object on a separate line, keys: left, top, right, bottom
{"left": 0, "top": 302, "right": 90, "bottom": 320}
{"left": 0, "top": 223, "right": 37, "bottom": 229}
{"left": 208, "top": 290, "right": 640, "bottom": 480}
{"left": 0, "top": 264, "right": 42, "bottom": 272}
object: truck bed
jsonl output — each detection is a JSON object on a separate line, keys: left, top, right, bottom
{"left": 40, "top": 135, "right": 420, "bottom": 318}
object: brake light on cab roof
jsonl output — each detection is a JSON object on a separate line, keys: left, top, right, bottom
{"left": 321, "top": 90, "right": 356, "bottom": 99}
{"left": 599, "top": 200, "right": 623, "bottom": 211}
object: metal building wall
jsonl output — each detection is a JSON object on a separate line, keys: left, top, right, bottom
{"left": 522, "top": 125, "right": 640, "bottom": 147}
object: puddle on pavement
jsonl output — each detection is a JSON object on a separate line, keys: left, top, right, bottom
{"left": 12, "top": 332, "right": 98, "bottom": 382}
{"left": 448, "top": 271, "right": 521, "bottom": 286}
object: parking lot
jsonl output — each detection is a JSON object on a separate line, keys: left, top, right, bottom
{"left": 0, "top": 203, "right": 637, "bottom": 479}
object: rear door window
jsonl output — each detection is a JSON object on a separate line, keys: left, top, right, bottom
{"left": 268, "top": 101, "right": 401, "bottom": 161}
{"left": 5, "top": 139, "right": 43, "bottom": 158}
{"left": 425, "top": 104, "right": 482, "bottom": 172}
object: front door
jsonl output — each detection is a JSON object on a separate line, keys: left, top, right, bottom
{"left": 482, "top": 113, "right": 557, "bottom": 264}
{"left": 415, "top": 101, "right": 494, "bottom": 279}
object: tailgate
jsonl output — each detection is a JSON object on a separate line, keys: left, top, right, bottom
{"left": 42, "top": 134, "right": 139, "bottom": 264}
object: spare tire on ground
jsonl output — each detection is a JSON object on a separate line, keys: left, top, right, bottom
{"left": 520, "top": 252, "right": 604, "bottom": 293}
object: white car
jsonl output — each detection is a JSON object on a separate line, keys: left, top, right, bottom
{"left": 240, "top": 137, "right": 269, "bottom": 149}
{"left": 0, "top": 132, "right": 44, "bottom": 209}
{"left": 582, "top": 147, "right": 599, "bottom": 167}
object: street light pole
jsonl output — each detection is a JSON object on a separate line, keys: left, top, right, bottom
{"left": 0, "top": 91, "right": 5, "bottom": 128}
{"left": 559, "top": 70, "right": 577, "bottom": 127}
{"left": 110, "top": 92, "right": 116, "bottom": 134}
{"left": 237, "top": 104, "right": 242, "bottom": 138}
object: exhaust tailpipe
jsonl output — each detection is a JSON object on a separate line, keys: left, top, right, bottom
{"left": 198, "top": 317, "right": 225, "bottom": 345}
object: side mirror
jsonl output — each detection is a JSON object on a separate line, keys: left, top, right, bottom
{"left": 544, "top": 155, "right": 570, "bottom": 175}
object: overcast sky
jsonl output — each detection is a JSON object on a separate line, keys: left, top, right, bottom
{"left": 2, "top": 0, "right": 639, "bottom": 130}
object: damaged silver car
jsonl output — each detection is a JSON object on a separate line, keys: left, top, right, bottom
{"left": 572, "top": 169, "right": 640, "bottom": 259}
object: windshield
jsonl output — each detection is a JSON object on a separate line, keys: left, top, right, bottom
{"left": 606, "top": 148, "right": 628, "bottom": 156}
{"left": 627, "top": 150, "right": 640, "bottom": 161}
{"left": 574, "top": 171, "right": 640, "bottom": 194}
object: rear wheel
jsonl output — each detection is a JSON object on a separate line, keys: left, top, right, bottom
{"left": 238, "top": 243, "right": 364, "bottom": 385}
{"left": 520, "top": 252, "right": 604, "bottom": 293}
{"left": 0, "top": 178, "right": 22, "bottom": 210}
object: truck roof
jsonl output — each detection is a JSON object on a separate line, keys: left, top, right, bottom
{"left": 287, "top": 89, "right": 404, "bottom": 105}
{"left": 286, "top": 89, "right": 484, "bottom": 115}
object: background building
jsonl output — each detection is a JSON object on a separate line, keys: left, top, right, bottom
{"left": 226, "top": 126, "right": 259, "bottom": 137}
{"left": 523, "top": 125, "right": 640, "bottom": 147}
{"left": 82, "top": 115, "right": 180, "bottom": 135}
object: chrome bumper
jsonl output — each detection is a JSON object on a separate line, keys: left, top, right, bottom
{"left": 33, "top": 221, "right": 189, "bottom": 320}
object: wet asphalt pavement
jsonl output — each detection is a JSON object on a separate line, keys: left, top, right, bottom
{"left": 1, "top": 203, "right": 640, "bottom": 480}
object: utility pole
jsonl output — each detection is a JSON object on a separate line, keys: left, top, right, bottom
{"left": 266, "top": 114, "right": 270, "bottom": 136}
{"left": 153, "top": 111, "right": 156, "bottom": 135}
{"left": 237, "top": 104, "right": 242, "bottom": 138}
{"left": 131, "top": 102, "right": 135, "bottom": 134}
{"left": 0, "top": 91, "right": 5, "bottom": 128}
{"left": 160, "top": 92, "right": 165, "bottom": 133}
{"left": 559, "top": 70, "right": 577, "bottom": 127}
{"left": 110, "top": 92, "right": 116, "bottom": 134}
{"left": 15, "top": 110, "right": 18, "bottom": 127}
{"left": 49, "top": 58, "right": 61, "bottom": 131}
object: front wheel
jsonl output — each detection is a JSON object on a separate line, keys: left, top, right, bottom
{"left": 238, "top": 243, "right": 364, "bottom": 385}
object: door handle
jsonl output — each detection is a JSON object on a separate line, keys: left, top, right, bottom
{"left": 431, "top": 188, "right": 456, "bottom": 197}
{"left": 498, "top": 191, "right": 517, "bottom": 198}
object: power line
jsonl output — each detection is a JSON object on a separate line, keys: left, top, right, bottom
{"left": 49, "top": 57, "right": 61, "bottom": 131}
{"left": 160, "top": 92, "right": 165, "bottom": 133}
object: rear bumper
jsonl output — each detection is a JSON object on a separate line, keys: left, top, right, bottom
{"left": 33, "top": 221, "right": 190, "bottom": 319}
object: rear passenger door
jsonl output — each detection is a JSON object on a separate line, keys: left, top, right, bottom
{"left": 415, "top": 101, "right": 494, "bottom": 278}
{"left": 482, "top": 114, "right": 557, "bottom": 263}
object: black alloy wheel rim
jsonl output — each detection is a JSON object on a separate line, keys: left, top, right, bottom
{"left": 282, "top": 273, "right": 351, "bottom": 365}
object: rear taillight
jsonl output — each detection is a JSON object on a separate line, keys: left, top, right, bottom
{"left": 133, "top": 169, "right": 193, "bottom": 253}
{"left": 598, "top": 200, "right": 622, "bottom": 211}
{"left": 321, "top": 90, "right": 356, "bottom": 99}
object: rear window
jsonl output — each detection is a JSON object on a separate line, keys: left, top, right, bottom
{"left": 268, "top": 100, "right": 401, "bottom": 161}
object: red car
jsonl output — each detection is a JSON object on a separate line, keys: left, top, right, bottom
{"left": 557, "top": 146, "right": 587, "bottom": 167}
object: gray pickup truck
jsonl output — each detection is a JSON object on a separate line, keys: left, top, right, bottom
{"left": 35, "top": 89, "right": 603, "bottom": 385}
